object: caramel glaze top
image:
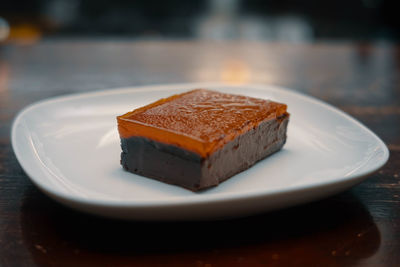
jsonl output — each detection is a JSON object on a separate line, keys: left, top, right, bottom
{"left": 117, "top": 89, "right": 288, "bottom": 158}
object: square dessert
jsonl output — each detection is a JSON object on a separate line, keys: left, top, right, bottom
{"left": 117, "top": 89, "right": 289, "bottom": 191}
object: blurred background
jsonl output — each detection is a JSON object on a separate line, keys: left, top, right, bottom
{"left": 1, "top": 0, "right": 399, "bottom": 44}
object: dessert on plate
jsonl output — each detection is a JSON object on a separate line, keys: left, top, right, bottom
{"left": 117, "top": 89, "right": 289, "bottom": 191}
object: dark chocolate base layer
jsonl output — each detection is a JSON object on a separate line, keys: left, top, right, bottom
{"left": 120, "top": 114, "right": 289, "bottom": 191}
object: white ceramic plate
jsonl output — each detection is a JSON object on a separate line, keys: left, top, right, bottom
{"left": 11, "top": 83, "right": 389, "bottom": 220}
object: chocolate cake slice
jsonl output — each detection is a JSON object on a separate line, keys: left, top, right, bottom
{"left": 117, "top": 89, "right": 289, "bottom": 191}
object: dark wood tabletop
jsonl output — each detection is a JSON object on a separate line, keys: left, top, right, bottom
{"left": 0, "top": 40, "right": 399, "bottom": 267}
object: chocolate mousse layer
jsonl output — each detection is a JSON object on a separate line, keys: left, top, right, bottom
{"left": 120, "top": 112, "right": 289, "bottom": 191}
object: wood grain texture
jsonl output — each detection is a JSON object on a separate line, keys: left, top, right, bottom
{"left": 0, "top": 40, "right": 399, "bottom": 267}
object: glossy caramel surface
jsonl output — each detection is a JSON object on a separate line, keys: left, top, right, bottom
{"left": 118, "top": 89, "right": 287, "bottom": 157}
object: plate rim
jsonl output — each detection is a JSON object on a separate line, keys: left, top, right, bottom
{"left": 11, "top": 82, "right": 390, "bottom": 209}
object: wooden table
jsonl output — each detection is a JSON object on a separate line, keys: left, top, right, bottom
{"left": 0, "top": 40, "right": 399, "bottom": 266}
